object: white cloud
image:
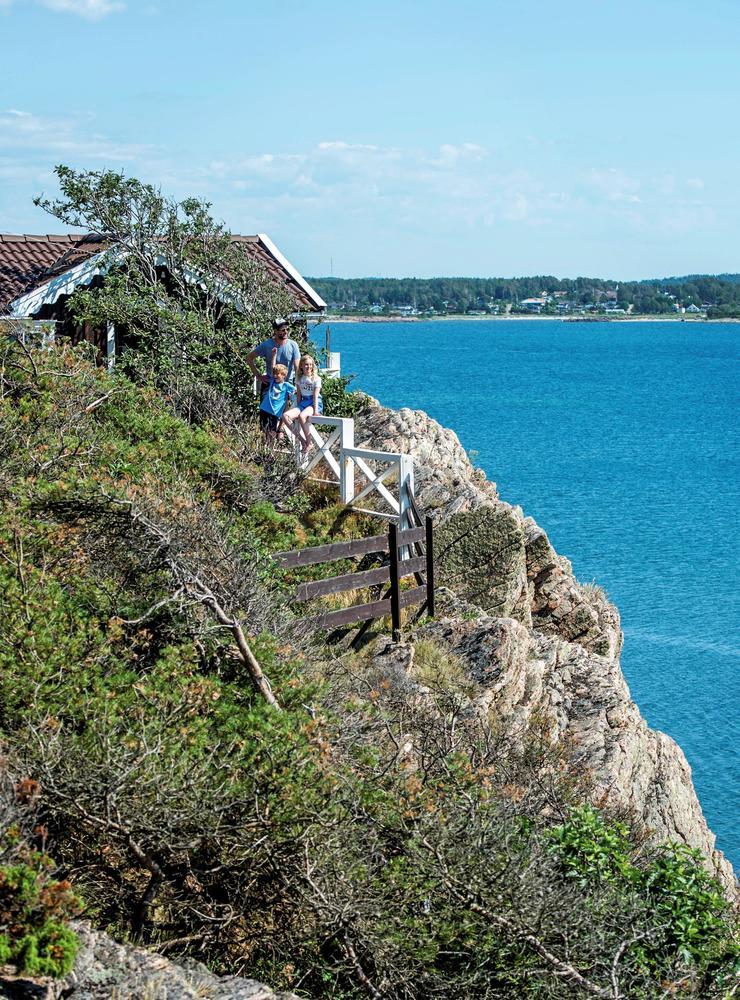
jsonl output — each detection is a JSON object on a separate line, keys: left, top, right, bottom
{"left": 0, "top": 117, "right": 729, "bottom": 275}
{"left": 181, "top": 141, "right": 571, "bottom": 241}
{"left": 38, "top": 0, "right": 124, "bottom": 19}
{"left": 435, "top": 142, "right": 485, "bottom": 163}
{"left": 653, "top": 173, "right": 676, "bottom": 197}
{"left": 0, "top": 108, "right": 153, "bottom": 160}
{"left": 504, "top": 192, "right": 529, "bottom": 221}
{"left": 317, "top": 141, "right": 379, "bottom": 152}
{"left": 585, "top": 167, "right": 642, "bottom": 203}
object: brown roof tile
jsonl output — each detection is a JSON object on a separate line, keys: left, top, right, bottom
{"left": 0, "top": 233, "right": 101, "bottom": 310}
{"left": 232, "top": 236, "right": 317, "bottom": 310}
{"left": 0, "top": 233, "right": 320, "bottom": 313}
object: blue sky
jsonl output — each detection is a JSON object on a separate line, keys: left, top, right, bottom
{"left": 1, "top": 0, "right": 739, "bottom": 278}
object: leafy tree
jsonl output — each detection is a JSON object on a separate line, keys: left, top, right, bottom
{"left": 35, "top": 166, "right": 294, "bottom": 410}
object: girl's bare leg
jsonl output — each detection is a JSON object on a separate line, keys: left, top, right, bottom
{"left": 281, "top": 408, "right": 300, "bottom": 442}
{"left": 281, "top": 408, "right": 304, "bottom": 460}
{"left": 298, "top": 408, "right": 315, "bottom": 455}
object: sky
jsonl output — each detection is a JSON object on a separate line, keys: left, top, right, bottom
{"left": 1, "top": 0, "right": 739, "bottom": 279}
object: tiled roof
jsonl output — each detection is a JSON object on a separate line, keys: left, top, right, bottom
{"left": 230, "top": 235, "right": 320, "bottom": 310}
{"left": 0, "top": 234, "right": 100, "bottom": 310}
{"left": 0, "top": 233, "right": 323, "bottom": 313}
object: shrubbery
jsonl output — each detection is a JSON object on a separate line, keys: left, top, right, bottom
{"left": 0, "top": 342, "right": 737, "bottom": 997}
{"left": 319, "top": 372, "right": 371, "bottom": 419}
{"left": 0, "top": 773, "right": 80, "bottom": 978}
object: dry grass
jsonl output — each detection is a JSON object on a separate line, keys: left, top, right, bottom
{"left": 411, "top": 639, "right": 475, "bottom": 695}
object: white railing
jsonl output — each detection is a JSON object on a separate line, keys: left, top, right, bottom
{"left": 296, "top": 415, "right": 414, "bottom": 530}
{"left": 299, "top": 415, "right": 355, "bottom": 502}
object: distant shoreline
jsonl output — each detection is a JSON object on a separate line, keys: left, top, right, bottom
{"left": 320, "top": 313, "right": 734, "bottom": 324}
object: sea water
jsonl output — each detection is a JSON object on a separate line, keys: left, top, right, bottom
{"left": 312, "top": 319, "right": 739, "bottom": 868}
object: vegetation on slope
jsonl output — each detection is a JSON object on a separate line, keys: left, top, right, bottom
{"left": 0, "top": 770, "right": 80, "bottom": 978}
{"left": 0, "top": 339, "right": 737, "bottom": 997}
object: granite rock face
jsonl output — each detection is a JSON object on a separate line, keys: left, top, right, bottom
{"left": 355, "top": 403, "right": 499, "bottom": 518}
{"left": 524, "top": 517, "right": 623, "bottom": 660}
{"left": 0, "top": 923, "right": 300, "bottom": 1000}
{"left": 356, "top": 401, "right": 621, "bottom": 658}
{"left": 356, "top": 400, "right": 736, "bottom": 891}
{"left": 418, "top": 593, "right": 734, "bottom": 888}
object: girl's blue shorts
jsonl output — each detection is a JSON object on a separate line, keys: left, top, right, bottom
{"left": 298, "top": 396, "right": 323, "bottom": 414}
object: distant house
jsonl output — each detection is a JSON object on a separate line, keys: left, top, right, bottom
{"left": 519, "top": 297, "right": 546, "bottom": 313}
{"left": 0, "top": 232, "right": 325, "bottom": 364}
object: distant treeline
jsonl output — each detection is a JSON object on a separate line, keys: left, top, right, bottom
{"left": 309, "top": 274, "right": 740, "bottom": 317}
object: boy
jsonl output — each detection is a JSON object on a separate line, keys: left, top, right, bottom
{"left": 259, "top": 362, "right": 294, "bottom": 445}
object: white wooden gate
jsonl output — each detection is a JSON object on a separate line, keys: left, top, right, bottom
{"left": 298, "top": 415, "right": 414, "bottom": 530}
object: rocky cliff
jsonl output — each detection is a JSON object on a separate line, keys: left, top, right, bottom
{"left": 355, "top": 401, "right": 736, "bottom": 891}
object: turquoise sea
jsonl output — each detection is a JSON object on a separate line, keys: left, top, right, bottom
{"left": 312, "top": 319, "right": 739, "bottom": 869}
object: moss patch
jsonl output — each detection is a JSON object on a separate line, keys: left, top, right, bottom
{"left": 434, "top": 505, "right": 529, "bottom": 621}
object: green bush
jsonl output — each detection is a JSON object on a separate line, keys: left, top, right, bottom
{"left": 0, "top": 812, "right": 80, "bottom": 978}
{"left": 548, "top": 805, "right": 739, "bottom": 989}
{"left": 320, "top": 373, "right": 370, "bottom": 418}
{"left": 547, "top": 804, "right": 637, "bottom": 887}
{"left": 1, "top": 343, "right": 737, "bottom": 998}
{"left": 0, "top": 880, "right": 79, "bottom": 978}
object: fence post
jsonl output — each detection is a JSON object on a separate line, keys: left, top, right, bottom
{"left": 106, "top": 322, "right": 116, "bottom": 370}
{"left": 398, "top": 454, "right": 414, "bottom": 534}
{"left": 425, "top": 515, "right": 435, "bottom": 618}
{"left": 339, "top": 417, "right": 355, "bottom": 504}
{"left": 388, "top": 522, "right": 401, "bottom": 640}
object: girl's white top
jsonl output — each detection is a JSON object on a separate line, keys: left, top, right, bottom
{"left": 298, "top": 374, "right": 322, "bottom": 399}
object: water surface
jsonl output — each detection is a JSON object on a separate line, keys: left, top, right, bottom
{"left": 313, "top": 319, "right": 739, "bottom": 867}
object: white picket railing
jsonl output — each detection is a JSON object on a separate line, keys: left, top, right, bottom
{"left": 295, "top": 415, "right": 414, "bottom": 530}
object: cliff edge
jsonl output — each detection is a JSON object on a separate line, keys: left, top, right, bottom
{"left": 355, "top": 400, "right": 736, "bottom": 891}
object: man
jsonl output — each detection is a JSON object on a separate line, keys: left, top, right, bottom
{"left": 245, "top": 317, "right": 301, "bottom": 394}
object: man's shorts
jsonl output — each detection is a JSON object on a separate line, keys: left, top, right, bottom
{"left": 260, "top": 411, "right": 281, "bottom": 432}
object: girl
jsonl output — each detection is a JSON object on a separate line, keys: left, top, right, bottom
{"left": 280, "top": 354, "right": 323, "bottom": 458}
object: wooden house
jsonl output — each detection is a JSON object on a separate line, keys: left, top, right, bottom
{"left": 0, "top": 232, "right": 325, "bottom": 364}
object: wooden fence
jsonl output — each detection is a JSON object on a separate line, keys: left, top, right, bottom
{"left": 274, "top": 515, "right": 434, "bottom": 638}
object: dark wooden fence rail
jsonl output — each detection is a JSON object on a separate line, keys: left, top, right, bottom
{"left": 274, "top": 516, "right": 434, "bottom": 637}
